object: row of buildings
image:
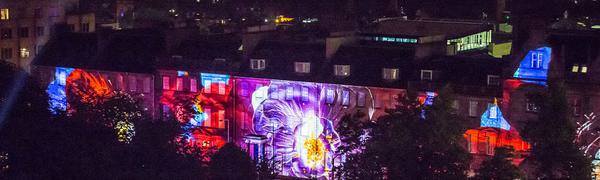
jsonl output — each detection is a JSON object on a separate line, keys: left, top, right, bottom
{"left": 29, "top": 14, "right": 600, "bottom": 178}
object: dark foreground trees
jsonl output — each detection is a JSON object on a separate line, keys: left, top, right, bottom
{"left": 475, "top": 147, "right": 524, "bottom": 180}
{"left": 336, "top": 86, "right": 470, "bottom": 179}
{"left": 209, "top": 143, "right": 257, "bottom": 180}
{"left": 523, "top": 82, "right": 591, "bottom": 179}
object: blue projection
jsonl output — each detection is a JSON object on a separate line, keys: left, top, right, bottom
{"left": 47, "top": 67, "right": 75, "bottom": 113}
{"left": 480, "top": 101, "right": 510, "bottom": 130}
{"left": 513, "top": 47, "right": 551, "bottom": 81}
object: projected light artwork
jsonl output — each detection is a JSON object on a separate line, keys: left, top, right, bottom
{"left": 160, "top": 72, "right": 231, "bottom": 147}
{"left": 47, "top": 67, "right": 115, "bottom": 112}
{"left": 236, "top": 78, "right": 388, "bottom": 179}
{"left": 480, "top": 99, "right": 510, "bottom": 130}
{"left": 513, "top": 47, "right": 551, "bottom": 81}
{"left": 47, "top": 67, "right": 74, "bottom": 113}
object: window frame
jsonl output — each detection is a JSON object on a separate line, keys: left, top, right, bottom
{"left": 420, "top": 70, "right": 433, "bottom": 81}
{"left": 382, "top": 68, "right": 399, "bottom": 80}
{"left": 294, "top": 62, "right": 311, "bottom": 73}
{"left": 250, "top": 58, "right": 266, "bottom": 70}
{"left": 334, "top": 65, "right": 351, "bottom": 77}
{"left": 487, "top": 75, "right": 500, "bottom": 86}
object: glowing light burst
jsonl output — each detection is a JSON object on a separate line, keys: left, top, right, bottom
{"left": 115, "top": 120, "right": 135, "bottom": 144}
{"left": 576, "top": 112, "right": 600, "bottom": 156}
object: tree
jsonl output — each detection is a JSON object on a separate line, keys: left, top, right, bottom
{"left": 475, "top": 147, "right": 524, "bottom": 180}
{"left": 357, "top": 86, "right": 469, "bottom": 179}
{"left": 209, "top": 143, "right": 257, "bottom": 180}
{"left": 523, "top": 82, "right": 592, "bottom": 179}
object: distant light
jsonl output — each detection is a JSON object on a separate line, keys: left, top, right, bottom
{"left": 242, "top": 18, "right": 246, "bottom": 21}
{"left": 264, "top": 19, "right": 268, "bottom": 23}
{"left": 581, "top": 65, "right": 588, "bottom": 73}
{"left": 572, "top": 65, "right": 580, "bottom": 73}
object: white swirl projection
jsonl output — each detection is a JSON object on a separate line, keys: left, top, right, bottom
{"left": 247, "top": 80, "right": 375, "bottom": 179}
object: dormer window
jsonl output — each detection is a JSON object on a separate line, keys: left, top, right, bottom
{"left": 420, "top": 70, "right": 433, "bottom": 81}
{"left": 1, "top": 9, "right": 9, "bottom": 20}
{"left": 487, "top": 75, "right": 500, "bottom": 86}
{"left": 382, "top": 68, "right": 399, "bottom": 80}
{"left": 250, "top": 58, "right": 266, "bottom": 70}
{"left": 334, "top": 65, "right": 351, "bottom": 77}
{"left": 295, "top": 62, "right": 311, "bottom": 73}
{"left": 214, "top": 58, "right": 226, "bottom": 63}
{"left": 571, "top": 64, "right": 588, "bottom": 74}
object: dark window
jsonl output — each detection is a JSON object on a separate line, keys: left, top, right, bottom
{"left": 67, "top": 24, "right": 75, "bottom": 32}
{"left": 1, "top": 28, "right": 11, "bottom": 39}
{"left": 34, "top": 8, "right": 41, "bottom": 18}
{"left": 1, "top": 48, "right": 12, "bottom": 59}
{"left": 80, "top": 23, "right": 89, "bottom": 32}
{"left": 18, "top": 27, "right": 28, "bottom": 38}
{"left": 526, "top": 99, "right": 539, "bottom": 113}
{"left": 35, "top": 26, "right": 44, "bottom": 36}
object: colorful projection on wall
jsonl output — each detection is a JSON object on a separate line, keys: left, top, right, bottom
{"left": 480, "top": 99, "right": 510, "bottom": 131}
{"left": 160, "top": 72, "right": 231, "bottom": 148}
{"left": 47, "top": 67, "right": 75, "bottom": 113}
{"left": 447, "top": 30, "right": 492, "bottom": 52}
{"left": 238, "top": 79, "right": 380, "bottom": 179}
{"left": 464, "top": 128, "right": 530, "bottom": 155}
{"left": 513, "top": 47, "right": 552, "bottom": 81}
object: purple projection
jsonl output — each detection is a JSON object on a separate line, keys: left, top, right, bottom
{"left": 241, "top": 79, "right": 380, "bottom": 179}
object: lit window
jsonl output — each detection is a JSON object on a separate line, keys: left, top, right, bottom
{"left": 572, "top": 64, "right": 579, "bottom": 73}
{"left": 487, "top": 75, "right": 500, "bottom": 86}
{"left": 421, "top": 70, "right": 433, "bottom": 81}
{"left": 218, "top": 82, "right": 226, "bottom": 95}
{"left": 203, "top": 80, "right": 212, "bottom": 93}
{"left": 176, "top": 77, "right": 183, "bottom": 91}
{"left": 488, "top": 104, "right": 498, "bottom": 119}
{"left": 301, "top": 87, "right": 309, "bottom": 102}
{"left": 357, "top": 92, "right": 366, "bottom": 107}
{"left": 452, "top": 100, "right": 459, "bottom": 110}
{"left": 190, "top": 78, "right": 197, "bottom": 92}
{"left": 250, "top": 59, "right": 266, "bottom": 70}
{"left": 326, "top": 89, "right": 335, "bottom": 104}
{"left": 286, "top": 86, "right": 294, "bottom": 100}
{"left": 469, "top": 101, "right": 478, "bottom": 117}
{"left": 128, "top": 76, "right": 136, "bottom": 92}
{"left": 342, "top": 90, "right": 350, "bottom": 106}
{"left": 334, "top": 65, "right": 351, "bottom": 77}
{"left": 1, "top": 9, "right": 8, "bottom": 20}
{"left": 382, "top": 68, "right": 399, "bottom": 80}
{"left": 295, "top": 62, "right": 311, "bottom": 73}
{"left": 203, "top": 108, "right": 211, "bottom": 127}
{"left": 19, "top": 48, "right": 29, "bottom": 58}
{"left": 162, "top": 76, "right": 170, "bottom": 90}
{"left": 581, "top": 65, "right": 588, "bottom": 73}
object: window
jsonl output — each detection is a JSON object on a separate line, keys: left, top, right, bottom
{"left": 35, "top": 45, "right": 43, "bottom": 55}
{"left": 334, "top": 65, "right": 351, "bottom": 77}
{"left": 34, "top": 8, "right": 41, "bottom": 18}
{"left": 488, "top": 104, "right": 498, "bottom": 119}
{"left": 581, "top": 65, "right": 588, "bottom": 73}
{"left": 301, "top": 87, "right": 309, "bottom": 102}
{"left": 1, "top": 48, "right": 12, "bottom": 59}
{"left": 326, "top": 89, "right": 335, "bottom": 104}
{"left": 115, "top": 75, "right": 124, "bottom": 90}
{"left": 162, "top": 76, "right": 170, "bottom": 90}
{"left": 572, "top": 98, "right": 581, "bottom": 117}
{"left": 531, "top": 52, "right": 543, "bottom": 69}
{"left": 214, "top": 58, "right": 226, "bottom": 63}
{"left": 1, "top": 8, "right": 9, "bottom": 20}
{"left": 421, "top": 70, "right": 433, "bottom": 81}
{"left": 1, "top": 28, "right": 12, "bottom": 39}
{"left": 342, "top": 90, "right": 350, "bottom": 106}
{"left": 35, "top": 26, "right": 44, "bottom": 36}
{"left": 469, "top": 101, "right": 478, "bottom": 117}
{"left": 240, "top": 82, "right": 248, "bottom": 96}
{"left": 526, "top": 99, "right": 539, "bottom": 112}
{"left": 128, "top": 76, "right": 137, "bottom": 92}
{"left": 357, "top": 92, "right": 366, "bottom": 107}
{"left": 286, "top": 86, "right": 294, "bottom": 100}
{"left": 487, "top": 75, "right": 500, "bottom": 86}
{"left": 218, "top": 110, "right": 225, "bottom": 128}
{"left": 218, "top": 82, "right": 226, "bottom": 95}
{"left": 18, "top": 27, "right": 28, "bottom": 38}
{"left": 67, "top": 24, "right": 75, "bottom": 32}
{"left": 176, "top": 77, "right": 183, "bottom": 91}
{"left": 382, "top": 68, "right": 399, "bottom": 80}
{"left": 572, "top": 64, "right": 579, "bottom": 73}
{"left": 143, "top": 77, "right": 151, "bottom": 93}
{"left": 295, "top": 62, "right": 311, "bottom": 73}
{"left": 190, "top": 78, "right": 197, "bottom": 92}
{"left": 269, "top": 85, "right": 278, "bottom": 99}
{"left": 19, "top": 48, "right": 29, "bottom": 58}
{"left": 48, "top": 7, "right": 58, "bottom": 17}
{"left": 203, "top": 80, "right": 212, "bottom": 93}
{"left": 203, "top": 108, "right": 212, "bottom": 127}
{"left": 81, "top": 23, "right": 89, "bottom": 32}
{"left": 452, "top": 100, "right": 460, "bottom": 110}
{"left": 250, "top": 59, "right": 266, "bottom": 70}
